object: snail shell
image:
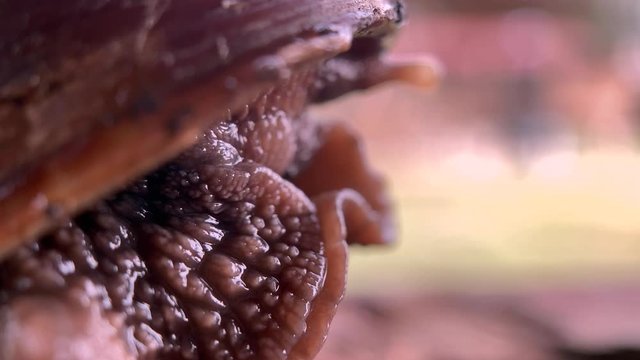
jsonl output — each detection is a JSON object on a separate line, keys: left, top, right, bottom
{"left": 0, "top": 0, "right": 409, "bottom": 254}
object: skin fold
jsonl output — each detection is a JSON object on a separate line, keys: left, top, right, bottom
{"left": 0, "top": 61, "right": 399, "bottom": 359}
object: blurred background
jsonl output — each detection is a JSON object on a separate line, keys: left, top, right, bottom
{"left": 313, "top": 1, "right": 640, "bottom": 359}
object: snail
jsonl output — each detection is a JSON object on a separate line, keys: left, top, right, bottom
{"left": 0, "top": 0, "right": 439, "bottom": 359}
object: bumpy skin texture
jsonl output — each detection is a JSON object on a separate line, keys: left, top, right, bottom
{"left": 2, "top": 146, "right": 325, "bottom": 359}
{"left": 0, "top": 1, "right": 417, "bottom": 358}
{"left": 0, "top": 65, "right": 392, "bottom": 359}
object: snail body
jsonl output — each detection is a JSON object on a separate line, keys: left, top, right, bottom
{"left": 0, "top": 1, "right": 438, "bottom": 359}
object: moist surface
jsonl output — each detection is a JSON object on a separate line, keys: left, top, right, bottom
{"left": 0, "top": 73, "right": 330, "bottom": 360}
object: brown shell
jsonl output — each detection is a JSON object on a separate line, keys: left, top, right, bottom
{"left": 0, "top": 0, "right": 405, "bottom": 257}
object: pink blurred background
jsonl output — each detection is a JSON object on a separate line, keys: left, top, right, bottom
{"left": 315, "top": 1, "right": 640, "bottom": 359}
